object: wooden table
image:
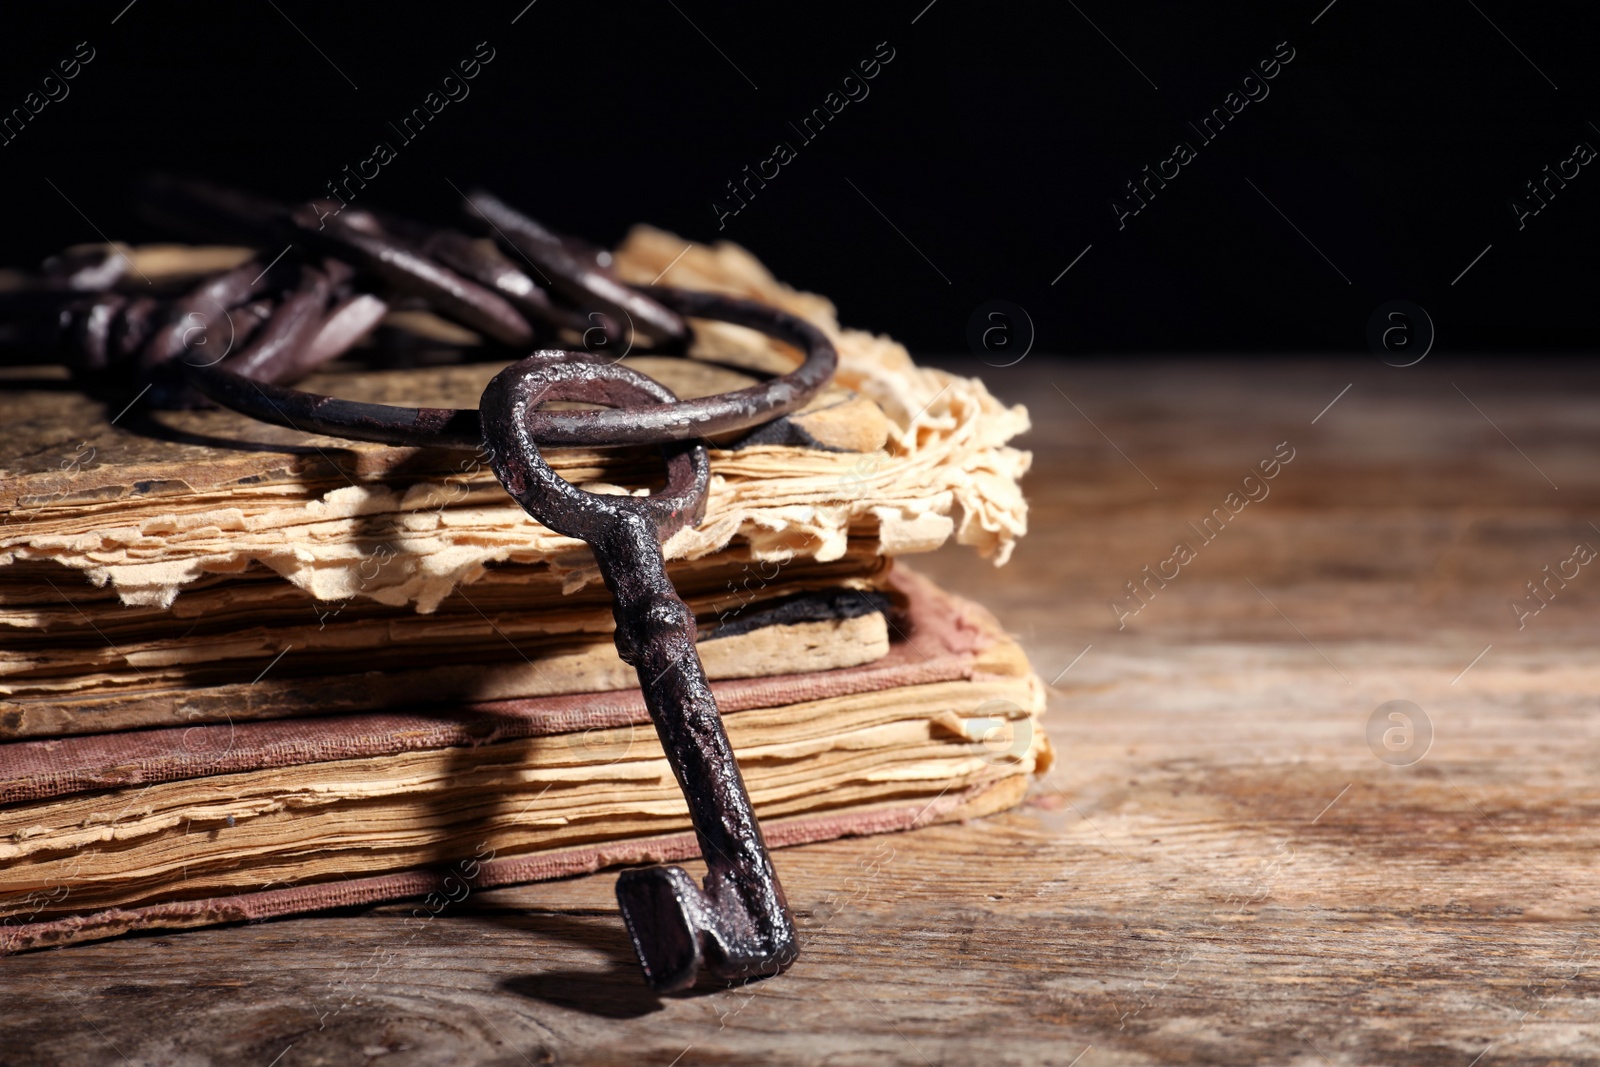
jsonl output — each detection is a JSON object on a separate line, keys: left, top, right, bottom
{"left": 6, "top": 357, "right": 1598, "bottom": 1066}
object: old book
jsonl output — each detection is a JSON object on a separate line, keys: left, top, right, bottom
{"left": 0, "top": 228, "right": 1042, "bottom": 958}
{"left": 1, "top": 231, "right": 1030, "bottom": 735}
{"left": 1, "top": 227, "right": 1030, "bottom": 615}
{"left": 0, "top": 569, "right": 1049, "bottom": 953}
{"left": 1, "top": 548, "right": 896, "bottom": 737}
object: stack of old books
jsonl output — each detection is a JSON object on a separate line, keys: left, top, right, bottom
{"left": 0, "top": 227, "right": 1044, "bottom": 951}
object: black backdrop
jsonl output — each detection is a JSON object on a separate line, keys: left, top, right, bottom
{"left": 3, "top": 0, "right": 1596, "bottom": 356}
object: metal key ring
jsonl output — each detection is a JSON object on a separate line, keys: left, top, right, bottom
{"left": 180, "top": 286, "right": 837, "bottom": 451}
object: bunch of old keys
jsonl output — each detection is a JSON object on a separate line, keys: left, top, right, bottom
{"left": 1, "top": 180, "right": 840, "bottom": 990}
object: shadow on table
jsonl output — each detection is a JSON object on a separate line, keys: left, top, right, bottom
{"left": 502, "top": 967, "right": 664, "bottom": 1020}
{"left": 492, "top": 910, "right": 753, "bottom": 1018}
{"left": 491, "top": 911, "right": 665, "bottom": 1019}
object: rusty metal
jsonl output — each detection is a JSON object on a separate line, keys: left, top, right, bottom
{"left": 284, "top": 201, "right": 536, "bottom": 349}
{"left": 4, "top": 181, "right": 836, "bottom": 451}
{"left": 463, "top": 187, "right": 689, "bottom": 349}
{"left": 480, "top": 354, "right": 798, "bottom": 991}
{"left": 360, "top": 204, "right": 592, "bottom": 340}
{"left": 179, "top": 286, "right": 837, "bottom": 450}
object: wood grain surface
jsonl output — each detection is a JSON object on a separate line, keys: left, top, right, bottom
{"left": 3, "top": 357, "right": 1598, "bottom": 1066}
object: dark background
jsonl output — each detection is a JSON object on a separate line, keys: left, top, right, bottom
{"left": 2, "top": 0, "right": 1596, "bottom": 356}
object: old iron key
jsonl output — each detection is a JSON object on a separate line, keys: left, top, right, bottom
{"left": 480, "top": 353, "right": 799, "bottom": 992}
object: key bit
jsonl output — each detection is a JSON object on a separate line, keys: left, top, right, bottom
{"left": 480, "top": 353, "right": 799, "bottom": 993}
